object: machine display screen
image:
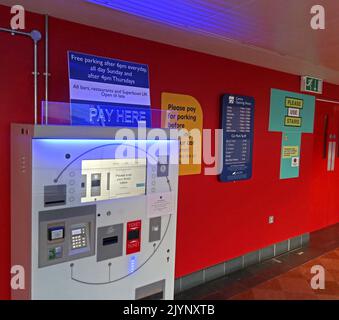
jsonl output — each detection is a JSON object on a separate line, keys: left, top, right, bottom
{"left": 72, "top": 228, "right": 82, "bottom": 236}
{"left": 81, "top": 158, "right": 146, "bottom": 203}
{"left": 48, "top": 227, "right": 64, "bottom": 241}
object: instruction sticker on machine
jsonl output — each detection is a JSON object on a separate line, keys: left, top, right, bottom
{"left": 147, "top": 192, "right": 174, "bottom": 218}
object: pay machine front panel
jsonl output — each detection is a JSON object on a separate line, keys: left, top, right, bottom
{"left": 12, "top": 127, "right": 179, "bottom": 300}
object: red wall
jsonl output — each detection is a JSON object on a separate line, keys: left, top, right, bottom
{"left": 1, "top": 5, "right": 339, "bottom": 299}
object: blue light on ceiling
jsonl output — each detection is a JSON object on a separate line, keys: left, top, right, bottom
{"left": 86, "top": 0, "right": 256, "bottom": 40}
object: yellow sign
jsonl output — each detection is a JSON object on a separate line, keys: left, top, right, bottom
{"left": 161, "top": 92, "right": 203, "bottom": 176}
{"left": 285, "top": 97, "right": 304, "bottom": 109}
{"left": 285, "top": 116, "right": 302, "bottom": 127}
{"left": 282, "top": 146, "right": 299, "bottom": 158}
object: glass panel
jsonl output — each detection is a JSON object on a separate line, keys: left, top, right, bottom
{"left": 41, "top": 101, "right": 176, "bottom": 129}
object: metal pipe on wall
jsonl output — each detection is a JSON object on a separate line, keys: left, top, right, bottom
{"left": 34, "top": 40, "right": 38, "bottom": 124}
{"left": 45, "top": 15, "right": 49, "bottom": 125}
{"left": 317, "top": 98, "right": 339, "bottom": 105}
{"left": 0, "top": 27, "right": 41, "bottom": 124}
{"left": 0, "top": 27, "right": 31, "bottom": 37}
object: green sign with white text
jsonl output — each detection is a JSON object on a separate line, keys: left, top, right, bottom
{"left": 301, "top": 76, "right": 323, "bottom": 94}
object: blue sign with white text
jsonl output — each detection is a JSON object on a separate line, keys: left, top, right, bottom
{"left": 71, "top": 102, "right": 151, "bottom": 127}
{"left": 68, "top": 51, "right": 151, "bottom": 127}
{"left": 220, "top": 94, "right": 255, "bottom": 182}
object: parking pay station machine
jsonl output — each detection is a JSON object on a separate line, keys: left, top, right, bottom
{"left": 11, "top": 124, "right": 179, "bottom": 300}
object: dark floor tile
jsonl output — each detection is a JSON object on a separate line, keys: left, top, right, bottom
{"left": 175, "top": 279, "right": 223, "bottom": 300}
{"left": 218, "top": 281, "right": 248, "bottom": 299}
{"left": 242, "top": 260, "right": 277, "bottom": 276}
{"left": 222, "top": 269, "right": 269, "bottom": 289}
{"left": 175, "top": 288, "right": 199, "bottom": 300}
{"left": 275, "top": 253, "right": 307, "bottom": 266}
{"left": 277, "top": 249, "right": 325, "bottom": 267}
{"left": 237, "top": 273, "right": 271, "bottom": 289}
{"left": 201, "top": 292, "right": 227, "bottom": 300}
{"left": 227, "top": 269, "right": 253, "bottom": 281}
{"left": 203, "top": 275, "right": 242, "bottom": 291}
{"left": 249, "top": 262, "right": 294, "bottom": 279}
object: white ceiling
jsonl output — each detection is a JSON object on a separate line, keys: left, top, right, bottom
{"left": 2, "top": 0, "right": 339, "bottom": 84}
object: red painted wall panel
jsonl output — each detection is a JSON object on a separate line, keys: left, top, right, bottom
{"left": 1, "top": 5, "right": 339, "bottom": 299}
{"left": 310, "top": 102, "right": 339, "bottom": 229}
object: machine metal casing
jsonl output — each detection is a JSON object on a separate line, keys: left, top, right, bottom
{"left": 11, "top": 124, "right": 179, "bottom": 300}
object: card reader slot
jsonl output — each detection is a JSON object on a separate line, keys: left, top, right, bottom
{"left": 103, "top": 236, "right": 118, "bottom": 246}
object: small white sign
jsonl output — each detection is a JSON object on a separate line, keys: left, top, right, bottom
{"left": 147, "top": 192, "right": 173, "bottom": 217}
{"left": 288, "top": 108, "right": 300, "bottom": 117}
{"left": 291, "top": 157, "right": 300, "bottom": 167}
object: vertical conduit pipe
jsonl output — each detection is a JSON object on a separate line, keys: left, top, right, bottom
{"left": 45, "top": 15, "right": 49, "bottom": 124}
{"left": 33, "top": 39, "right": 38, "bottom": 124}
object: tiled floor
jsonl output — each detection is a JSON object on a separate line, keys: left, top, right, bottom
{"left": 231, "top": 248, "right": 339, "bottom": 300}
{"left": 175, "top": 223, "right": 339, "bottom": 300}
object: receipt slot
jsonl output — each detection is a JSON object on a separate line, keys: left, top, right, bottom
{"left": 11, "top": 125, "right": 179, "bottom": 300}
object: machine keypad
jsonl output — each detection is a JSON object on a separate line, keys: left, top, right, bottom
{"left": 71, "top": 228, "right": 87, "bottom": 249}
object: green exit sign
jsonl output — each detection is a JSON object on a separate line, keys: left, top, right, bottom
{"left": 301, "top": 76, "right": 323, "bottom": 94}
